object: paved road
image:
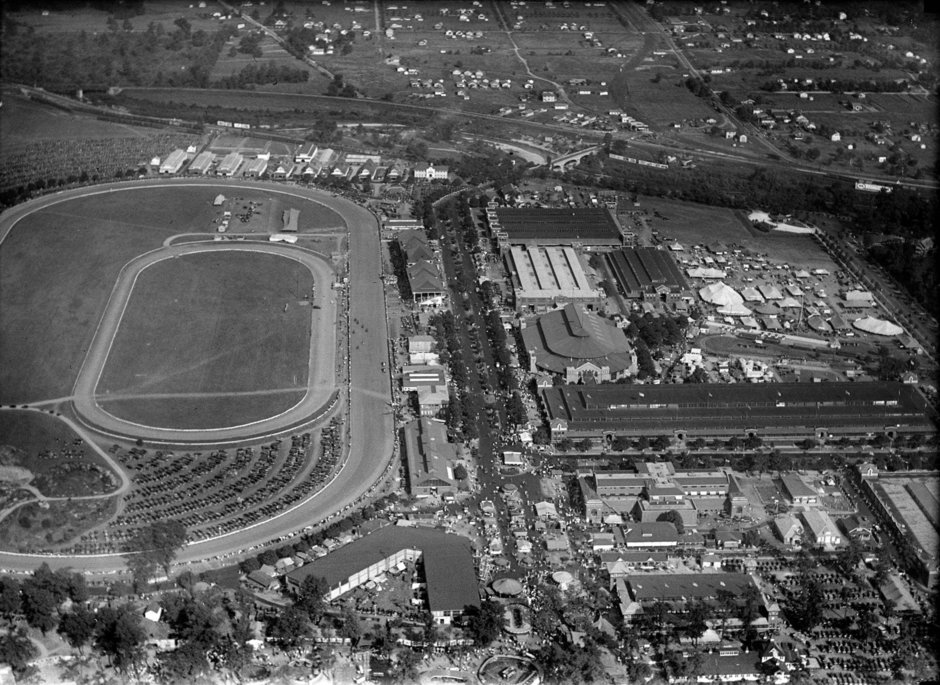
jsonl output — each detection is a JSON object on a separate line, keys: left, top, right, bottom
{"left": 0, "top": 179, "right": 393, "bottom": 575}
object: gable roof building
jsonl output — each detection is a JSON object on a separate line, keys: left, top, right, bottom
{"left": 401, "top": 418, "right": 458, "bottom": 496}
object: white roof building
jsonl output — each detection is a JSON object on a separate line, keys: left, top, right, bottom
{"left": 159, "top": 149, "right": 188, "bottom": 174}
{"left": 217, "top": 152, "right": 244, "bottom": 176}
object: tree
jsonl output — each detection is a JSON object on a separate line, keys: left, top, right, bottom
{"left": 787, "top": 571, "right": 824, "bottom": 632}
{"left": 338, "top": 605, "right": 362, "bottom": 645}
{"left": 392, "top": 648, "right": 421, "bottom": 684}
{"left": 611, "top": 435, "right": 632, "bottom": 452}
{"left": 0, "top": 576, "right": 22, "bottom": 620}
{"left": 576, "top": 438, "right": 593, "bottom": 453}
{"left": 124, "top": 520, "right": 187, "bottom": 588}
{"left": 462, "top": 600, "right": 504, "bottom": 647}
{"left": 535, "top": 639, "right": 605, "bottom": 684}
{"left": 158, "top": 639, "right": 212, "bottom": 681}
{"left": 266, "top": 606, "right": 311, "bottom": 650}
{"left": 657, "top": 510, "right": 685, "bottom": 534}
{"left": 58, "top": 606, "right": 97, "bottom": 653}
{"left": 295, "top": 574, "right": 330, "bottom": 622}
{"left": 95, "top": 605, "right": 146, "bottom": 674}
{"left": 0, "top": 627, "right": 39, "bottom": 677}
{"left": 21, "top": 584, "right": 57, "bottom": 634}
{"left": 681, "top": 600, "right": 710, "bottom": 646}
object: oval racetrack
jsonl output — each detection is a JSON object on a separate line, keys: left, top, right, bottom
{"left": 73, "top": 241, "right": 338, "bottom": 443}
{"left": 0, "top": 179, "right": 393, "bottom": 574}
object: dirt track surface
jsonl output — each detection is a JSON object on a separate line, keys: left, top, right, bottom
{"left": 0, "top": 179, "right": 393, "bottom": 575}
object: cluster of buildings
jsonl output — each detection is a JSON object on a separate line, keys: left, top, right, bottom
{"left": 576, "top": 461, "right": 747, "bottom": 527}
{"left": 153, "top": 142, "right": 448, "bottom": 184}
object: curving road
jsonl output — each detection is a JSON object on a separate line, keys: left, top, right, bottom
{"left": 0, "top": 179, "right": 393, "bottom": 575}
{"left": 71, "top": 241, "right": 338, "bottom": 444}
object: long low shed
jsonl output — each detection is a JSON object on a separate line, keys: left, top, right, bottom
{"left": 543, "top": 381, "right": 934, "bottom": 440}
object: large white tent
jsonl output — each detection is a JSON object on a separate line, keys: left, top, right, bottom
{"left": 758, "top": 284, "right": 783, "bottom": 300}
{"left": 699, "top": 281, "right": 743, "bottom": 306}
{"left": 687, "top": 267, "right": 727, "bottom": 279}
{"left": 718, "top": 303, "right": 753, "bottom": 316}
{"left": 853, "top": 316, "right": 903, "bottom": 336}
{"left": 741, "top": 287, "right": 765, "bottom": 302}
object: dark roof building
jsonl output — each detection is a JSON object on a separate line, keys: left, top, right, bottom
{"left": 401, "top": 418, "right": 458, "bottom": 496}
{"left": 398, "top": 230, "right": 445, "bottom": 305}
{"left": 606, "top": 247, "right": 691, "bottom": 301}
{"left": 286, "top": 527, "right": 479, "bottom": 624}
{"left": 624, "top": 571, "right": 763, "bottom": 605}
{"left": 521, "top": 303, "right": 636, "bottom": 383}
{"left": 542, "top": 381, "right": 933, "bottom": 441}
{"left": 490, "top": 207, "right": 623, "bottom": 247}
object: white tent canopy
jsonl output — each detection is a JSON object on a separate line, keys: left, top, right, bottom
{"left": 718, "top": 303, "right": 753, "bottom": 316}
{"left": 687, "top": 267, "right": 727, "bottom": 279}
{"left": 699, "top": 281, "right": 743, "bottom": 306}
{"left": 741, "top": 287, "right": 765, "bottom": 302}
{"left": 853, "top": 316, "right": 903, "bottom": 336}
{"left": 778, "top": 296, "right": 802, "bottom": 308}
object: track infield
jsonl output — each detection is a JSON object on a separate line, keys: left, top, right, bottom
{"left": 93, "top": 250, "right": 314, "bottom": 429}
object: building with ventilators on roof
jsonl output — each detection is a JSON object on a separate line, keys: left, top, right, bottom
{"left": 521, "top": 303, "right": 636, "bottom": 383}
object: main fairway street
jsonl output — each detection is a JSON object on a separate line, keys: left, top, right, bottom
{"left": 0, "top": 179, "right": 394, "bottom": 576}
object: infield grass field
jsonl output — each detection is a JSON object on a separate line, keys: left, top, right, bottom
{"left": 98, "top": 391, "right": 307, "bottom": 431}
{"left": 95, "top": 250, "right": 313, "bottom": 428}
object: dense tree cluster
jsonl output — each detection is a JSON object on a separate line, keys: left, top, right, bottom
{"left": 0, "top": 16, "right": 234, "bottom": 90}
{"left": 214, "top": 62, "right": 310, "bottom": 89}
{"left": 325, "top": 74, "right": 357, "bottom": 98}
{"left": 123, "top": 520, "right": 188, "bottom": 591}
{"left": 453, "top": 149, "right": 528, "bottom": 187}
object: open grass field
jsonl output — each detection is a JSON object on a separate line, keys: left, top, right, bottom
{"left": 0, "top": 185, "right": 332, "bottom": 405}
{"left": 98, "top": 391, "right": 307, "bottom": 431}
{"left": 639, "top": 195, "right": 755, "bottom": 244}
{"left": 96, "top": 250, "right": 313, "bottom": 400}
{"left": 0, "top": 90, "right": 158, "bottom": 144}
{"left": 638, "top": 195, "right": 838, "bottom": 272}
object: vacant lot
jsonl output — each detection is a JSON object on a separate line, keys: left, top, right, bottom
{"left": 639, "top": 195, "right": 754, "bottom": 243}
{"left": 96, "top": 250, "right": 313, "bottom": 427}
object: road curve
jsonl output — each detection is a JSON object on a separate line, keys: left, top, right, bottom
{"left": 71, "top": 241, "right": 338, "bottom": 443}
{"left": 0, "top": 179, "right": 393, "bottom": 575}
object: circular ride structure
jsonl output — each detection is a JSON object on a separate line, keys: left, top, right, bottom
{"left": 0, "top": 179, "right": 393, "bottom": 573}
